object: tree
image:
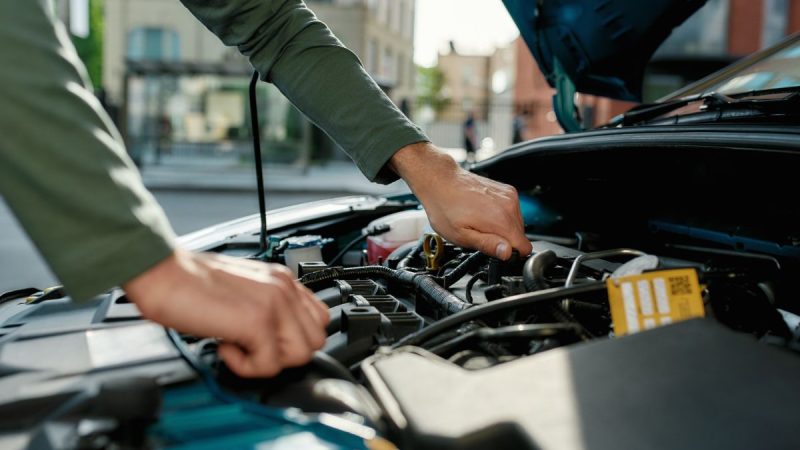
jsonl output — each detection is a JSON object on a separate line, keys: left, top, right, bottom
{"left": 72, "top": 0, "right": 104, "bottom": 90}
{"left": 416, "top": 65, "right": 449, "bottom": 116}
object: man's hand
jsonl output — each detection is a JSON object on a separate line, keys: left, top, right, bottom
{"left": 390, "top": 142, "right": 532, "bottom": 259}
{"left": 123, "top": 249, "right": 329, "bottom": 378}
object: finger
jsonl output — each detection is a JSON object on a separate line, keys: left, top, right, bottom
{"left": 311, "top": 293, "right": 331, "bottom": 326}
{"left": 497, "top": 191, "right": 531, "bottom": 256}
{"left": 459, "top": 229, "right": 513, "bottom": 260}
{"left": 298, "top": 296, "right": 327, "bottom": 349}
{"left": 269, "top": 290, "right": 315, "bottom": 367}
{"left": 218, "top": 341, "right": 280, "bottom": 378}
{"left": 268, "top": 269, "right": 324, "bottom": 338}
{"left": 285, "top": 283, "right": 327, "bottom": 350}
{"left": 506, "top": 226, "right": 533, "bottom": 256}
{"left": 300, "top": 284, "right": 331, "bottom": 327}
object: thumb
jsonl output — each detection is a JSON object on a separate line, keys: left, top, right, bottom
{"left": 460, "top": 229, "right": 512, "bottom": 260}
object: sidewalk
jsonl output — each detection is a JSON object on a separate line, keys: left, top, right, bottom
{"left": 139, "top": 157, "right": 409, "bottom": 196}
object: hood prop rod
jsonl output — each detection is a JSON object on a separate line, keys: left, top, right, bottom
{"left": 249, "top": 71, "right": 268, "bottom": 254}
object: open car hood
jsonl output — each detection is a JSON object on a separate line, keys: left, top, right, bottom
{"left": 502, "top": 0, "right": 707, "bottom": 102}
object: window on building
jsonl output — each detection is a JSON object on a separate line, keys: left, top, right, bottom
{"left": 404, "top": 0, "right": 415, "bottom": 39}
{"left": 462, "top": 64, "right": 477, "bottom": 87}
{"left": 127, "top": 27, "right": 180, "bottom": 61}
{"left": 367, "top": 0, "right": 379, "bottom": 17}
{"left": 399, "top": 1, "right": 406, "bottom": 37}
{"left": 762, "top": 0, "right": 789, "bottom": 48}
{"left": 391, "top": 0, "right": 402, "bottom": 32}
{"left": 378, "top": 0, "right": 389, "bottom": 24}
{"left": 397, "top": 54, "right": 405, "bottom": 86}
{"left": 367, "top": 39, "right": 378, "bottom": 74}
{"left": 382, "top": 47, "right": 395, "bottom": 82}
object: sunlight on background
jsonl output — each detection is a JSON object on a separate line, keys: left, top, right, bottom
{"left": 414, "top": 0, "right": 520, "bottom": 66}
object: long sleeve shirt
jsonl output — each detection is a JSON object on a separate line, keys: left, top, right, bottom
{"left": 0, "top": 0, "right": 428, "bottom": 301}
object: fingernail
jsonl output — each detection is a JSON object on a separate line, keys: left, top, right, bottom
{"left": 496, "top": 242, "right": 508, "bottom": 259}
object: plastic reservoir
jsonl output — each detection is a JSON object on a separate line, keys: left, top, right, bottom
{"left": 366, "top": 210, "right": 430, "bottom": 264}
{"left": 283, "top": 235, "right": 325, "bottom": 277}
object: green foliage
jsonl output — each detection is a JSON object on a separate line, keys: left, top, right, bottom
{"left": 71, "top": 0, "right": 104, "bottom": 89}
{"left": 416, "top": 65, "right": 450, "bottom": 114}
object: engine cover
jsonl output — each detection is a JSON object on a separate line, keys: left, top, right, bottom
{"left": 362, "top": 319, "right": 800, "bottom": 450}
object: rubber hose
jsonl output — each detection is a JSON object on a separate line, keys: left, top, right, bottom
{"left": 315, "top": 287, "right": 343, "bottom": 308}
{"left": 326, "top": 304, "right": 346, "bottom": 335}
{"left": 442, "top": 252, "right": 486, "bottom": 288}
{"left": 522, "top": 250, "right": 557, "bottom": 292}
{"left": 398, "top": 239, "right": 424, "bottom": 269}
{"left": 414, "top": 275, "right": 471, "bottom": 315}
{"left": 299, "top": 266, "right": 469, "bottom": 315}
{"left": 310, "top": 351, "right": 359, "bottom": 384}
{"left": 385, "top": 241, "right": 418, "bottom": 266}
{"left": 299, "top": 266, "right": 397, "bottom": 286}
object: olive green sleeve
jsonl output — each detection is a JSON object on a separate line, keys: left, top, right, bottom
{"left": 179, "top": 0, "right": 429, "bottom": 183}
{"left": 0, "top": 0, "right": 176, "bottom": 301}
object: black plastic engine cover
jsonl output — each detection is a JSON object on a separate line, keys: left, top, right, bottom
{"left": 362, "top": 319, "right": 800, "bottom": 450}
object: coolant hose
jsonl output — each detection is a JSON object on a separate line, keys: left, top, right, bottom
{"left": 523, "top": 250, "right": 557, "bottom": 292}
{"left": 299, "top": 266, "right": 470, "bottom": 315}
{"left": 442, "top": 252, "right": 486, "bottom": 288}
{"left": 397, "top": 239, "right": 424, "bottom": 269}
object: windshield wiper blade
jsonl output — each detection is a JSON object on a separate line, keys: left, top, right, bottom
{"left": 608, "top": 91, "right": 799, "bottom": 127}
{"left": 607, "top": 94, "right": 701, "bottom": 127}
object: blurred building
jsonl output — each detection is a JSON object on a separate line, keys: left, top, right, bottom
{"left": 307, "top": 0, "right": 416, "bottom": 105}
{"left": 101, "top": 0, "right": 415, "bottom": 166}
{"left": 422, "top": 41, "right": 517, "bottom": 153}
{"left": 513, "top": 0, "right": 800, "bottom": 139}
{"left": 436, "top": 43, "right": 492, "bottom": 122}
{"left": 306, "top": 0, "right": 417, "bottom": 160}
{"left": 487, "top": 43, "right": 517, "bottom": 150}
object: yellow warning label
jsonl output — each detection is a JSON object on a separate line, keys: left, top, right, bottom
{"left": 607, "top": 268, "right": 705, "bottom": 336}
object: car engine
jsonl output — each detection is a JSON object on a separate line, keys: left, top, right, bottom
{"left": 192, "top": 206, "right": 800, "bottom": 450}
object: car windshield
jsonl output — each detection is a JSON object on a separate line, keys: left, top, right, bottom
{"left": 667, "top": 34, "right": 800, "bottom": 99}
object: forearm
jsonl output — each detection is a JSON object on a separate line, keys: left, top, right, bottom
{"left": 0, "top": 0, "right": 176, "bottom": 300}
{"left": 179, "top": 0, "right": 428, "bottom": 183}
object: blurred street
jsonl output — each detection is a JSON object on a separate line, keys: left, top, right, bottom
{"left": 0, "top": 189, "right": 349, "bottom": 294}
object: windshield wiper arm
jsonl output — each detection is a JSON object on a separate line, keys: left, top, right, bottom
{"left": 607, "top": 94, "right": 701, "bottom": 127}
{"left": 608, "top": 91, "right": 799, "bottom": 127}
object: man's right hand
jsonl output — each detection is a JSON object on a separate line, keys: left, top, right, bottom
{"left": 123, "top": 249, "right": 329, "bottom": 378}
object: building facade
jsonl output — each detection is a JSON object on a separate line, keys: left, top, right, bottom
{"left": 308, "top": 0, "right": 416, "bottom": 105}
{"left": 101, "top": 0, "right": 415, "bottom": 165}
{"left": 435, "top": 47, "right": 492, "bottom": 122}
{"left": 421, "top": 41, "right": 518, "bottom": 154}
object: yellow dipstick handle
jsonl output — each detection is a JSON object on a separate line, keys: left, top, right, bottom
{"left": 422, "top": 233, "right": 445, "bottom": 271}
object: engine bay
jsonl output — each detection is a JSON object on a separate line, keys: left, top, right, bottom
{"left": 5, "top": 190, "right": 800, "bottom": 449}
{"left": 190, "top": 202, "right": 800, "bottom": 449}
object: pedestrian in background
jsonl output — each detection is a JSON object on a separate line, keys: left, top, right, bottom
{"left": 463, "top": 111, "right": 477, "bottom": 162}
{"left": 513, "top": 114, "right": 525, "bottom": 144}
